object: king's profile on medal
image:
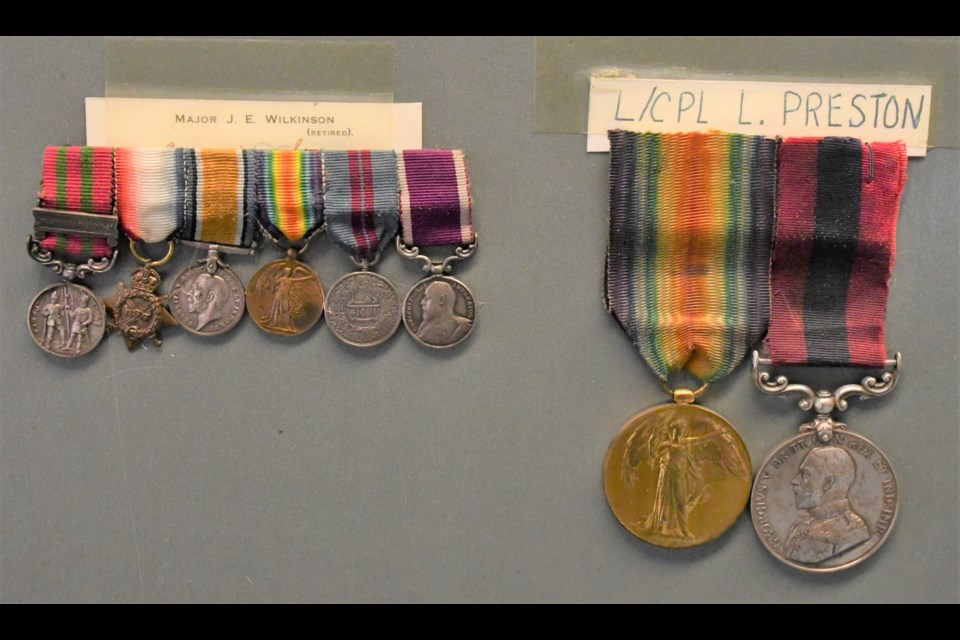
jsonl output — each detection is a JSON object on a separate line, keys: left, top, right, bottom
{"left": 416, "top": 280, "right": 472, "bottom": 346}
{"left": 783, "top": 446, "right": 870, "bottom": 565}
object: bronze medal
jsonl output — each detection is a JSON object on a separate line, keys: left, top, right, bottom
{"left": 246, "top": 256, "right": 324, "bottom": 337}
{"left": 605, "top": 400, "right": 751, "bottom": 548}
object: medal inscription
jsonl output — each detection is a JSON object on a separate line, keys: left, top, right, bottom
{"left": 403, "top": 275, "right": 475, "bottom": 349}
{"left": 324, "top": 271, "right": 400, "bottom": 347}
{"left": 246, "top": 258, "right": 324, "bottom": 336}
{"left": 169, "top": 265, "right": 245, "bottom": 337}
{"left": 604, "top": 404, "right": 752, "bottom": 548}
{"left": 751, "top": 431, "right": 898, "bottom": 572}
{"left": 28, "top": 283, "right": 107, "bottom": 357}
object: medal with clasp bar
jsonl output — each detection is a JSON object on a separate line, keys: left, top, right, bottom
{"left": 602, "top": 131, "right": 778, "bottom": 548}
{"left": 395, "top": 150, "right": 477, "bottom": 349}
{"left": 245, "top": 150, "right": 326, "bottom": 337}
{"left": 322, "top": 151, "right": 402, "bottom": 347}
{"left": 750, "top": 138, "right": 907, "bottom": 573}
{"left": 26, "top": 146, "right": 118, "bottom": 357}
{"left": 104, "top": 148, "right": 182, "bottom": 349}
{"left": 168, "top": 149, "right": 260, "bottom": 337}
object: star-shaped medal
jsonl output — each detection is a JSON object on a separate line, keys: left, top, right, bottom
{"left": 104, "top": 266, "right": 178, "bottom": 349}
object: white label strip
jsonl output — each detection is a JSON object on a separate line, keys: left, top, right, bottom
{"left": 587, "top": 78, "right": 931, "bottom": 156}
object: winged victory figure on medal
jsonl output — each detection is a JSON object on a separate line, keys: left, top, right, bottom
{"left": 621, "top": 410, "right": 751, "bottom": 541}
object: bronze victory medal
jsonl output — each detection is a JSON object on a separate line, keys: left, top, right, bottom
{"left": 752, "top": 430, "right": 898, "bottom": 573}
{"left": 246, "top": 258, "right": 324, "bottom": 336}
{"left": 403, "top": 275, "right": 476, "bottom": 349}
{"left": 169, "top": 264, "right": 245, "bottom": 337}
{"left": 604, "top": 403, "right": 752, "bottom": 548}
{"left": 28, "top": 282, "right": 107, "bottom": 357}
{"left": 324, "top": 271, "right": 401, "bottom": 347}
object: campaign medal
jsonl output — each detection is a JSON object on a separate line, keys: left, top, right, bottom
{"left": 245, "top": 150, "right": 325, "bottom": 337}
{"left": 104, "top": 148, "right": 188, "bottom": 349}
{"left": 26, "top": 146, "right": 118, "bottom": 357}
{"left": 396, "top": 150, "right": 477, "bottom": 349}
{"left": 322, "top": 151, "right": 402, "bottom": 347}
{"left": 168, "top": 150, "right": 259, "bottom": 337}
{"left": 602, "top": 131, "right": 778, "bottom": 548}
{"left": 750, "top": 138, "right": 906, "bottom": 573}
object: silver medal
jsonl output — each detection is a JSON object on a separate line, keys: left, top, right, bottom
{"left": 751, "top": 351, "right": 901, "bottom": 572}
{"left": 403, "top": 275, "right": 476, "bottom": 349}
{"left": 27, "top": 282, "right": 107, "bottom": 358}
{"left": 169, "top": 247, "right": 246, "bottom": 337}
{"left": 324, "top": 271, "right": 401, "bottom": 347}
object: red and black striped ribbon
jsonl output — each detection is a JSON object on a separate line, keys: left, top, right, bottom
{"left": 768, "top": 137, "right": 907, "bottom": 368}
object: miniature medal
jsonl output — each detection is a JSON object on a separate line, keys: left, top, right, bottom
{"left": 106, "top": 148, "right": 185, "bottom": 349}
{"left": 751, "top": 138, "right": 907, "bottom": 572}
{"left": 246, "top": 150, "right": 325, "bottom": 337}
{"left": 602, "top": 131, "right": 778, "bottom": 548}
{"left": 322, "top": 151, "right": 402, "bottom": 347}
{"left": 396, "top": 150, "right": 477, "bottom": 349}
{"left": 26, "top": 146, "right": 118, "bottom": 357}
{"left": 104, "top": 242, "right": 178, "bottom": 348}
{"left": 168, "top": 150, "right": 260, "bottom": 337}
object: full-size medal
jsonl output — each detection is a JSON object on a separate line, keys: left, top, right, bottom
{"left": 396, "top": 150, "right": 477, "bottom": 349}
{"left": 246, "top": 150, "right": 326, "bottom": 337}
{"left": 322, "top": 151, "right": 402, "bottom": 347}
{"left": 26, "top": 146, "right": 118, "bottom": 357}
{"left": 602, "top": 131, "right": 778, "bottom": 548}
{"left": 168, "top": 149, "right": 260, "bottom": 337}
{"left": 750, "top": 138, "right": 907, "bottom": 572}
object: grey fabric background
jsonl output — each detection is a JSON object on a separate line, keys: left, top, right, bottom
{"left": 1, "top": 36, "right": 957, "bottom": 603}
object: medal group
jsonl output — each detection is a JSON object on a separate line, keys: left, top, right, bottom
{"left": 25, "top": 132, "right": 910, "bottom": 576}
{"left": 27, "top": 146, "right": 477, "bottom": 355}
{"left": 602, "top": 131, "right": 907, "bottom": 573}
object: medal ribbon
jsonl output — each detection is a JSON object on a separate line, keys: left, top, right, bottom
{"left": 115, "top": 148, "right": 186, "bottom": 244}
{"left": 606, "top": 131, "right": 777, "bottom": 383}
{"left": 38, "top": 146, "right": 114, "bottom": 261}
{"left": 398, "top": 150, "right": 474, "bottom": 247}
{"left": 323, "top": 150, "right": 399, "bottom": 260}
{"left": 768, "top": 137, "right": 907, "bottom": 367}
{"left": 181, "top": 149, "right": 259, "bottom": 248}
{"left": 254, "top": 150, "right": 324, "bottom": 249}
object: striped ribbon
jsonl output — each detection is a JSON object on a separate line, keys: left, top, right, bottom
{"left": 115, "top": 148, "right": 186, "bottom": 243}
{"left": 38, "top": 146, "right": 114, "bottom": 261}
{"left": 398, "top": 150, "right": 473, "bottom": 247}
{"left": 254, "top": 150, "right": 324, "bottom": 248}
{"left": 605, "top": 130, "right": 777, "bottom": 383}
{"left": 768, "top": 137, "right": 907, "bottom": 368}
{"left": 182, "top": 149, "right": 258, "bottom": 248}
{"left": 323, "top": 150, "right": 399, "bottom": 260}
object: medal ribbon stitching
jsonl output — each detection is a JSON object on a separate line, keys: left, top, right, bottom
{"left": 115, "top": 147, "right": 186, "bottom": 244}
{"left": 38, "top": 146, "right": 114, "bottom": 261}
{"left": 323, "top": 150, "right": 399, "bottom": 260}
{"left": 254, "top": 150, "right": 324, "bottom": 248}
{"left": 181, "top": 149, "right": 259, "bottom": 248}
{"left": 606, "top": 131, "right": 777, "bottom": 383}
{"left": 768, "top": 137, "right": 907, "bottom": 367}
{"left": 398, "top": 150, "right": 474, "bottom": 247}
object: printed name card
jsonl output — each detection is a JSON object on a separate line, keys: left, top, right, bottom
{"left": 86, "top": 98, "right": 422, "bottom": 150}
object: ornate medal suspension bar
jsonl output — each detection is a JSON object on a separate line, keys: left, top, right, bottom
{"left": 750, "top": 137, "right": 907, "bottom": 572}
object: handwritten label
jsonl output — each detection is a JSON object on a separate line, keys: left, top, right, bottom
{"left": 86, "top": 98, "right": 422, "bottom": 150}
{"left": 588, "top": 78, "right": 931, "bottom": 156}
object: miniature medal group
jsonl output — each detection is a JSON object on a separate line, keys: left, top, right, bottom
{"left": 26, "top": 147, "right": 477, "bottom": 357}
{"left": 601, "top": 132, "right": 907, "bottom": 573}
